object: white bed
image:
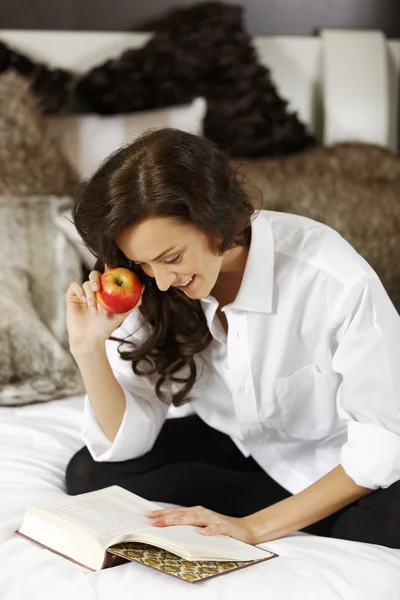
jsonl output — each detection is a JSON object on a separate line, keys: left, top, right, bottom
{"left": 1, "top": 28, "right": 400, "bottom": 600}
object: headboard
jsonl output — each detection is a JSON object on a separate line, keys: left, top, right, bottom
{"left": 0, "top": 28, "right": 399, "bottom": 152}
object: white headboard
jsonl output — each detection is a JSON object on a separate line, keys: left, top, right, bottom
{"left": 0, "top": 28, "right": 399, "bottom": 153}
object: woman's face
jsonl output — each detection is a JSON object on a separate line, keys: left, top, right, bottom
{"left": 116, "top": 217, "right": 225, "bottom": 300}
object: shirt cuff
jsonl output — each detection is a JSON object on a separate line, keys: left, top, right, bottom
{"left": 341, "top": 421, "right": 400, "bottom": 489}
{"left": 82, "top": 391, "right": 163, "bottom": 462}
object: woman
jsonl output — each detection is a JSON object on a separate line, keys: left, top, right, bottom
{"left": 66, "top": 128, "right": 400, "bottom": 549}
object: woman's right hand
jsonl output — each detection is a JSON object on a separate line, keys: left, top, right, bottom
{"left": 66, "top": 270, "right": 144, "bottom": 351}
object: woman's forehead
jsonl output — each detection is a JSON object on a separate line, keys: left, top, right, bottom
{"left": 116, "top": 217, "right": 196, "bottom": 262}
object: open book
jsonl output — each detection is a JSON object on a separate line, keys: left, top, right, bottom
{"left": 17, "top": 486, "right": 277, "bottom": 583}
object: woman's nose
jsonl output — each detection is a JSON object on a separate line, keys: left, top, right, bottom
{"left": 152, "top": 266, "right": 176, "bottom": 292}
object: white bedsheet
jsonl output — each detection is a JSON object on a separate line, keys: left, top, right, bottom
{"left": 1, "top": 396, "right": 399, "bottom": 600}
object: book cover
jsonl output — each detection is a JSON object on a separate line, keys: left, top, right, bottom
{"left": 107, "top": 541, "right": 278, "bottom": 584}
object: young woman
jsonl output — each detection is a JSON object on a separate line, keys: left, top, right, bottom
{"left": 65, "top": 128, "right": 400, "bottom": 549}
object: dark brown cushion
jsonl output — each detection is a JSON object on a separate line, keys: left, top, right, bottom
{"left": 76, "top": 2, "right": 314, "bottom": 158}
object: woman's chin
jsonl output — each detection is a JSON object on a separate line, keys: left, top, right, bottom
{"left": 185, "top": 281, "right": 210, "bottom": 300}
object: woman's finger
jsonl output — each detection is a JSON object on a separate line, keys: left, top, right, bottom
{"left": 146, "top": 505, "right": 205, "bottom": 518}
{"left": 82, "top": 280, "right": 98, "bottom": 314}
{"left": 88, "top": 270, "right": 102, "bottom": 292}
{"left": 147, "top": 507, "right": 217, "bottom": 528}
{"left": 67, "top": 282, "right": 87, "bottom": 303}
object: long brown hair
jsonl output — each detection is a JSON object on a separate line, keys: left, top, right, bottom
{"left": 73, "top": 128, "right": 254, "bottom": 406}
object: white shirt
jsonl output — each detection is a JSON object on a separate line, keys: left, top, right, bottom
{"left": 83, "top": 210, "right": 400, "bottom": 494}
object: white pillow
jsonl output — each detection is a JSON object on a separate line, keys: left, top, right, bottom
{"left": 51, "top": 98, "right": 206, "bottom": 269}
{"left": 46, "top": 97, "right": 206, "bottom": 181}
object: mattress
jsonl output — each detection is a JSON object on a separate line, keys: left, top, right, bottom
{"left": 1, "top": 395, "right": 400, "bottom": 600}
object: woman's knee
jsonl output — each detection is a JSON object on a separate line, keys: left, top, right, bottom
{"left": 330, "top": 480, "right": 400, "bottom": 549}
{"left": 65, "top": 446, "right": 98, "bottom": 495}
{"left": 65, "top": 446, "right": 154, "bottom": 496}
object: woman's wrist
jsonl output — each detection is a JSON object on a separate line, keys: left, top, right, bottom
{"left": 242, "top": 508, "right": 278, "bottom": 545}
{"left": 69, "top": 337, "right": 107, "bottom": 358}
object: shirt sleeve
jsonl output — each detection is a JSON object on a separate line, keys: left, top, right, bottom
{"left": 332, "top": 275, "right": 400, "bottom": 489}
{"left": 82, "top": 312, "right": 170, "bottom": 462}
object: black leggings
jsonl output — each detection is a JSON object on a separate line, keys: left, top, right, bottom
{"left": 65, "top": 414, "right": 400, "bottom": 549}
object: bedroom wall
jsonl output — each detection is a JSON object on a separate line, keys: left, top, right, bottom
{"left": 0, "top": 0, "right": 399, "bottom": 37}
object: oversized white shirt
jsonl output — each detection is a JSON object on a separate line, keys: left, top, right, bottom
{"left": 82, "top": 210, "right": 400, "bottom": 494}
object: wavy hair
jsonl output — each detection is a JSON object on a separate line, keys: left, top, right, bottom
{"left": 73, "top": 128, "right": 255, "bottom": 406}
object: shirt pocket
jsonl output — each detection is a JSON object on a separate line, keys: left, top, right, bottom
{"left": 275, "top": 363, "right": 340, "bottom": 440}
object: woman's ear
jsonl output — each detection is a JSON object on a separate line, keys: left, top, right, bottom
{"left": 207, "top": 235, "right": 224, "bottom": 256}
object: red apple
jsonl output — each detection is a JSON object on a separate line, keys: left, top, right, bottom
{"left": 96, "top": 267, "right": 142, "bottom": 314}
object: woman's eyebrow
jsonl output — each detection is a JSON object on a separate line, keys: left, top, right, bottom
{"left": 135, "top": 246, "right": 177, "bottom": 264}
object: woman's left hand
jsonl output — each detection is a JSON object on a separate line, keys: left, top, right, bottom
{"left": 145, "top": 506, "right": 254, "bottom": 544}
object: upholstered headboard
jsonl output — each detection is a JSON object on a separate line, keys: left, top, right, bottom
{"left": 0, "top": 28, "right": 399, "bottom": 152}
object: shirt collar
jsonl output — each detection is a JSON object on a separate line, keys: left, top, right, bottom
{"left": 201, "top": 211, "right": 274, "bottom": 314}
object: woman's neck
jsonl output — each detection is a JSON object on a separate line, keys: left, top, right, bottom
{"left": 212, "top": 245, "right": 249, "bottom": 307}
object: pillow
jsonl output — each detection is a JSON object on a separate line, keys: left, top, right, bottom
{"left": 0, "top": 40, "right": 72, "bottom": 113}
{"left": 46, "top": 97, "right": 206, "bottom": 181}
{"left": 0, "top": 196, "right": 84, "bottom": 406}
{"left": 0, "top": 70, "right": 79, "bottom": 197}
{"left": 50, "top": 97, "right": 206, "bottom": 269}
{"left": 237, "top": 142, "right": 400, "bottom": 312}
{"left": 0, "top": 70, "right": 84, "bottom": 406}
{"left": 76, "top": 3, "right": 314, "bottom": 158}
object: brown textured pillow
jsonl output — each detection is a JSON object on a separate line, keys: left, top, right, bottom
{"left": 237, "top": 143, "right": 400, "bottom": 312}
{"left": 0, "top": 71, "right": 79, "bottom": 196}
{"left": 0, "top": 70, "right": 83, "bottom": 405}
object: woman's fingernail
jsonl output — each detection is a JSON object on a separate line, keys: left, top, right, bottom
{"left": 92, "top": 283, "right": 99, "bottom": 292}
{"left": 165, "top": 518, "right": 175, "bottom": 524}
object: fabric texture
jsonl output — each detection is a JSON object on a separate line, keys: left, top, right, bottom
{"left": 47, "top": 97, "right": 206, "bottom": 181}
{"left": 237, "top": 142, "right": 400, "bottom": 312}
{"left": 0, "top": 71, "right": 79, "bottom": 197}
{"left": 0, "top": 40, "right": 72, "bottom": 113}
{"left": 76, "top": 2, "right": 314, "bottom": 158}
{"left": 0, "top": 70, "right": 83, "bottom": 406}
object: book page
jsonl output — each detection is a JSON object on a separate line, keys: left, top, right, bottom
{"left": 36, "top": 486, "right": 162, "bottom": 547}
{"left": 136, "top": 524, "right": 272, "bottom": 561}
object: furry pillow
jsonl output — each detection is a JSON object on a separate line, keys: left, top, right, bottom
{"left": 0, "top": 71, "right": 79, "bottom": 196}
{"left": 76, "top": 2, "right": 314, "bottom": 158}
{"left": 237, "top": 143, "right": 400, "bottom": 312}
{"left": 0, "top": 40, "right": 72, "bottom": 113}
{"left": 0, "top": 198, "right": 84, "bottom": 406}
{"left": 0, "top": 71, "right": 84, "bottom": 405}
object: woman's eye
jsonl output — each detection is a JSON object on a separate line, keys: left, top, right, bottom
{"left": 165, "top": 254, "right": 182, "bottom": 265}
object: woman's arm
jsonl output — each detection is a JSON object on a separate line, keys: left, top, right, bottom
{"left": 243, "top": 464, "right": 371, "bottom": 544}
{"left": 67, "top": 273, "right": 169, "bottom": 461}
{"left": 71, "top": 341, "right": 126, "bottom": 443}
{"left": 145, "top": 464, "right": 372, "bottom": 545}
